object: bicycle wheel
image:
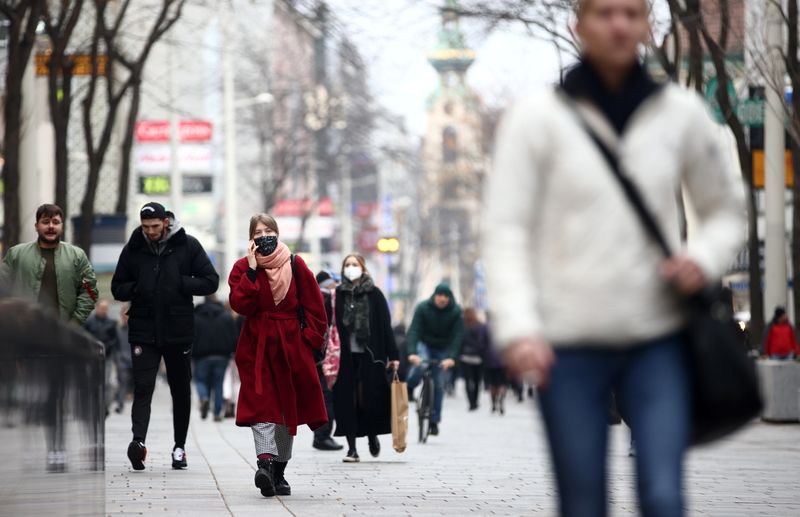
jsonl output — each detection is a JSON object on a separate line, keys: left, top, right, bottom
{"left": 418, "top": 374, "right": 432, "bottom": 443}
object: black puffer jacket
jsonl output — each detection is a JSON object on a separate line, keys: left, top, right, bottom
{"left": 193, "top": 300, "right": 238, "bottom": 358}
{"left": 111, "top": 224, "right": 219, "bottom": 347}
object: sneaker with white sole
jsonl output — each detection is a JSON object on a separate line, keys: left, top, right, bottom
{"left": 127, "top": 441, "right": 147, "bottom": 471}
{"left": 172, "top": 447, "right": 187, "bottom": 469}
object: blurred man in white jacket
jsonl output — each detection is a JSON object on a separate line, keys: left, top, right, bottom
{"left": 483, "top": 0, "right": 746, "bottom": 515}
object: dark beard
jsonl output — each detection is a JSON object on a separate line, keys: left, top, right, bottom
{"left": 38, "top": 234, "right": 61, "bottom": 246}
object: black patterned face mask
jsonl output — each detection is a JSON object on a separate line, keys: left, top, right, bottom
{"left": 254, "top": 235, "right": 278, "bottom": 256}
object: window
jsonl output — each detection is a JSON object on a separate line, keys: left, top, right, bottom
{"left": 443, "top": 126, "right": 458, "bottom": 163}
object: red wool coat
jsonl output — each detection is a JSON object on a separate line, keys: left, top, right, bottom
{"left": 228, "top": 255, "right": 328, "bottom": 434}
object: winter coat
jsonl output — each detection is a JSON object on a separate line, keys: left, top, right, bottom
{"left": 110, "top": 225, "right": 219, "bottom": 347}
{"left": 83, "top": 314, "right": 119, "bottom": 355}
{"left": 481, "top": 324, "right": 504, "bottom": 370}
{"left": 460, "top": 323, "right": 489, "bottom": 364}
{"left": 332, "top": 284, "right": 399, "bottom": 437}
{"left": 228, "top": 255, "right": 328, "bottom": 434}
{"left": 193, "top": 300, "right": 238, "bottom": 359}
{"left": 485, "top": 63, "right": 746, "bottom": 350}
{"left": 764, "top": 322, "right": 800, "bottom": 357}
{"left": 406, "top": 284, "right": 464, "bottom": 359}
{"left": 1, "top": 241, "right": 97, "bottom": 324}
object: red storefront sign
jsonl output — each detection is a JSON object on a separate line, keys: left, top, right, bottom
{"left": 136, "top": 121, "right": 170, "bottom": 142}
{"left": 135, "top": 120, "right": 213, "bottom": 142}
{"left": 179, "top": 120, "right": 213, "bottom": 142}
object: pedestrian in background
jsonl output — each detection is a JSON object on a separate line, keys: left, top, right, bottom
{"left": 312, "top": 270, "right": 344, "bottom": 451}
{"left": 222, "top": 301, "right": 244, "bottom": 419}
{"left": 332, "top": 254, "right": 400, "bottom": 463}
{"left": 193, "top": 295, "right": 238, "bottom": 421}
{"left": 115, "top": 304, "right": 133, "bottom": 414}
{"left": 484, "top": 0, "right": 746, "bottom": 514}
{"left": 763, "top": 307, "right": 799, "bottom": 360}
{"left": 229, "top": 214, "right": 328, "bottom": 498}
{"left": 460, "top": 308, "right": 487, "bottom": 411}
{"left": 112, "top": 202, "right": 219, "bottom": 471}
{"left": 84, "top": 299, "right": 119, "bottom": 415}
{"left": 481, "top": 321, "right": 508, "bottom": 415}
{"left": 405, "top": 283, "right": 463, "bottom": 437}
{"left": 393, "top": 323, "right": 409, "bottom": 381}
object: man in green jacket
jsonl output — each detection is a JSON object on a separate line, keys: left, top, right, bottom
{"left": 406, "top": 283, "right": 464, "bottom": 436}
{"left": 1, "top": 203, "right": 97, "bottom": 324}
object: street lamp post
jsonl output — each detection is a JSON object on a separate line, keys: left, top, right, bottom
{"left": 764, "top": 0, "right": 788, "bottom": 319}
{"left": 221, "top": 1, "right": 273, "bottom": 287}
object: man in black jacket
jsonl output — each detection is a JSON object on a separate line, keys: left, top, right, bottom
{"left": 111, "top": 202, "right": 219, "bottom": 471}
{"left": 193, "top": 295, "right": 238, "bottom": 422}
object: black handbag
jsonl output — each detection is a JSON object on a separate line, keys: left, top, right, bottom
{"left": 562, "top": 95, "right": 762, "bottom": 445}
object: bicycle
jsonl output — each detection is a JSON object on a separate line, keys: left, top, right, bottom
{"left": 416, "top": 358, "right": 440, "bottom": 444}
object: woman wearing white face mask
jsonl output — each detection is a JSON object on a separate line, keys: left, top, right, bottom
{"left": 332, "top": 254, "right": 400, "bottom": 462}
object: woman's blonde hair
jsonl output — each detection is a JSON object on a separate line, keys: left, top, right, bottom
{"left": 341, "top": 253, "right": 369, "bottom": 277}
{"left": 249, "top": 213, "right": 279, "bottom": 239}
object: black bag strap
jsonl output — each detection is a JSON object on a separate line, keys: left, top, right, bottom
{"left": 557, "top": 90, "right": 674, "bottom": 259}
{"left": 291, "top": 254, "right": 307, "bottom": 330}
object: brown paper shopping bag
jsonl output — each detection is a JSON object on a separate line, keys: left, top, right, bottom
{"left": 390, "top": 371, "right": 408, "bottom": 453}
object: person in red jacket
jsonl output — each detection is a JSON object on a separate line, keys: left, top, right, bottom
{"left": 764, "top": 307, "right": 800, "bottom": 360}
{"left": 228, "top": 214, "right": 328, "bottom": 498}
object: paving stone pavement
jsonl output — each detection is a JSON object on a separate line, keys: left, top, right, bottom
{"left": 105, "top": 378, "right": 800, "bottom": 516}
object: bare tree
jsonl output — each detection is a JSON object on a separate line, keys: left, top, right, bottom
{"left": 0, "top": 0, "right": 44, "bottom": 251}
{"left": 78, "top": 0, "right": 185, "bottom": 255}
{"left": 41, "top": 0, "right": 84, "bottom": 216}
{"left": 449, "top": 0, "right": 579, "bottom": 57}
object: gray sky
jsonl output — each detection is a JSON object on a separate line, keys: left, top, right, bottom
{"left": 329, "top": 1, "right": 567, "bottom": 135}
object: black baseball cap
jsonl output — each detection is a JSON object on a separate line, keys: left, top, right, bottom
{"left": 140, "top": 202, "right": 167, "bottom": 220}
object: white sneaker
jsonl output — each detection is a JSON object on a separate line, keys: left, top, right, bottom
{"left": 172, "top": 447, "right": 187, "bottom": 469}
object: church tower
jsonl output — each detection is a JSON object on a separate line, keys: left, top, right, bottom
{"left": 418, "top": 0, "right": 485, "bottom": 305}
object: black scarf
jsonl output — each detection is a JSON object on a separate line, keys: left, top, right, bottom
{"left": 560, "top": 59, "right": 661, "bottom": 134}
{"left": 339, "top": 274, "right": 375, "bottom": 344}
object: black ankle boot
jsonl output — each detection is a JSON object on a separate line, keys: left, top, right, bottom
{"left": 255, "top": 459, "right": 275, "bottom": 497}
{"left": 273, "top": 461, "right": 291, "bottom": 496}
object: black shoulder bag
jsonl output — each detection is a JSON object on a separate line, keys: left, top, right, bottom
{"left": 562, "top": 95, "right": 762, "bottom": 445}
{"left": 291, "top": 254, "right": 326, "bottom": 363}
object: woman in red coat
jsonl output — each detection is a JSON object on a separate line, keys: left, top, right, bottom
{"left": 229, "top": 214, "right": 328, "bottom": 498}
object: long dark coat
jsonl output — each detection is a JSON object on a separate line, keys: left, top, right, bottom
{"left": 228, "top": 255, "right": 328, "bottom": 435}
{"left": 332, "top": 285, "right": 399, "bottom": 437}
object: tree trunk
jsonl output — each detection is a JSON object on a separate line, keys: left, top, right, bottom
{"left": 1, "top": 1, "right": 43, "bottom": 251}
{"left": 116, "top": 78, "right": 141, "bottom": 215}
{"left": 49, "top": 60, "right": 75, "bottom": 217}
{"left": 693, "top": 5, "right": 765, "bottom": 346}
{"left": 78, "top": 160, "right": 101, "bottom": 254}
{"left": 2, "top": 76, "right": 23, "bottom": 251}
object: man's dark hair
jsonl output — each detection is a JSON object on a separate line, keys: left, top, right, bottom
{"left": 35, "top": 204, "right": 64, "bottom": 222}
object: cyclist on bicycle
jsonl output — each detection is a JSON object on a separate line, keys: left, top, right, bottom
{"left": 406, "top": 283, "right": 464, "bottom": 436}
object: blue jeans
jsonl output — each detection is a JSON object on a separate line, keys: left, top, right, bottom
{"left": 537, "top": 333, "right": 690, "bottom": 517}
{"left": 406, "top": 343, "right": 448, "bottom": 424}
{"left": 194, "top": 356, "right": 229, "bottom": 417}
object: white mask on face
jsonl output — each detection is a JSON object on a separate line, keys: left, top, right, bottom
{"left": 344, "top": 265, "right": 363, "bottom": 281}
